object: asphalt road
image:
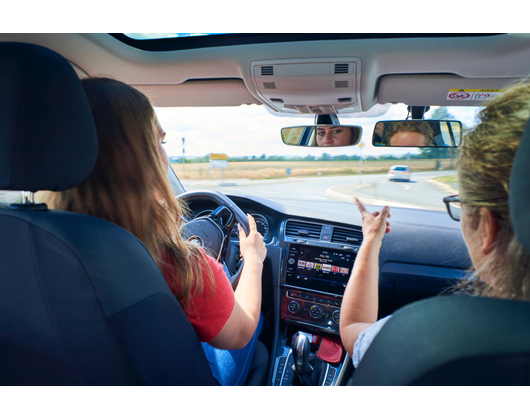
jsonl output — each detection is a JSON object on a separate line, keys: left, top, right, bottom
{"left": 182, "top": 170, "right": 458, "bottom": 212}
{"left": 1, "top": 170, "right": 457, "bottom": 214}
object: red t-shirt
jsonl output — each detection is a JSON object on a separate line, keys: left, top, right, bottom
{"left": 161, "top": 250, "right": 235, "bottom": 342}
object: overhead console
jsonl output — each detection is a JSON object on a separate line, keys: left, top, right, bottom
{"left": 250, "top": 58, "right": 362, "bottom": 114}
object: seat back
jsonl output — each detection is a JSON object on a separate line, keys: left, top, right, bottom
{"left": 349, "top": 296, "right": 530, "bottom": 385}
{"left": 0, "top": 42, "right": 216, "bottom": 385}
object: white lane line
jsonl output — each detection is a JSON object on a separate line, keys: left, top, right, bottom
{"left": 301, "top": 195, "right": 327, "bottom": 200}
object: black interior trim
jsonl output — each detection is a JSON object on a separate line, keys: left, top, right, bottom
{"left": 109, "top": 33, "right": 504, "bottom": 52}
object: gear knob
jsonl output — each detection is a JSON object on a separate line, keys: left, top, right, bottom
{"left": 292, "top": 333, "right": 312, "bottom": 373}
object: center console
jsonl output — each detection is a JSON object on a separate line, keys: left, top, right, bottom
{"left": 270, "top": 219, "right": 362, "bottom": 386}
{"left": 281, "top": 244, "right": 354, "bottom": 334}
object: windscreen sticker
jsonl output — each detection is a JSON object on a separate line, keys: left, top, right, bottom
{"left": 447, "top": 89, "right": 505, "bottom": 101}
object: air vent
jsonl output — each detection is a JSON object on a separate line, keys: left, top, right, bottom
{"left": 263, "top": 82, "right": 277, "bottom": 89}
{"left": 331, "top": 226, "right": 363, "bottom": 244}
{"left": 285, "top": 220, "right": 323, "bottom": 240}
{"left": 335, "top": 81, "right": 349, "bottom": 88}
{"left": 334, "top": 63, "right": 349, "bottom": 74}
{"left": 261, "top": 66, "right": 274, "bottom": 76}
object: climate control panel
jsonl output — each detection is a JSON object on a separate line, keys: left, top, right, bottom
{"left": 281, "top": 287, "right": 342, "bottom": 334}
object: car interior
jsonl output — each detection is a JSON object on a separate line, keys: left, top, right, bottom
{"left": 1, "top": 33, "right": 530, "bottom": 386}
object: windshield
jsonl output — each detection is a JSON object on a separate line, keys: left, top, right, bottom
{"left": 156, "top": 104, "right": 478, "bottom": 213}
{"left": 123, "top": 33, "right": 232, "bottom": 40}
{"left": 0, "top": 104, "right": 476, "bottom": 211}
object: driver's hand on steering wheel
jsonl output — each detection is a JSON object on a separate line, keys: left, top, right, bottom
{"left": 238, "top": 214, "right": 267, "bottom": 263}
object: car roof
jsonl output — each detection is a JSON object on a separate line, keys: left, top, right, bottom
{"left": 1, "top": 33, "right": 529, "bottom": 113}
{"left": 111, "top": 33, "right": 502, "bottom": 52}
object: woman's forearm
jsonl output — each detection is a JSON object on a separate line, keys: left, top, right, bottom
{"left": 234, "top": 257, "right": 263, "bottom": 326}
{"left": 207, "top": 257, "right": 263, "bottom": 350}
{"left": 343, "top": 238, "right": 382, "bottom": 323}
{"left": 340, "top": 238, "right": 382, "bottom": 354}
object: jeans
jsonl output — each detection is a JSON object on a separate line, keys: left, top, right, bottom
{"left": 202, "top": 315, "right": 264, "bottom": 386}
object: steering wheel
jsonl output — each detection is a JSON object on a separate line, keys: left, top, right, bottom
{"left": 177, "top": 190, "right": 249, "bottom": 287}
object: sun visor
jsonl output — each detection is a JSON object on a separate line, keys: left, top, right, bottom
{"left": 378, "top": 74, "right": 521, "bottom": 106}
{"left": 134, "top": 79, "right": 260, "bottom": 107}
{"left": 250, "top": 58, "right": 362, "bottom": 115}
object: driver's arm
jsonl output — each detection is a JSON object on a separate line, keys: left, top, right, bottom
{"left": 208, "top": 214, "right": 266, "bottom": 350}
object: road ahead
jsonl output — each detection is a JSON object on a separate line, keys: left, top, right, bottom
{"left": 0, "top": 170, "right": 457, "bottom": 212}
{"left": 182, "top": 170, "right": 458, "bottom": 212}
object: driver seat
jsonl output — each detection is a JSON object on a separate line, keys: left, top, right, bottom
{"left": 0, "top": 42, "right": 217, "bottom": 385}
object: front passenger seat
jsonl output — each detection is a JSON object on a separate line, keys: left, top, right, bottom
{"left": 0, "top": 42, "right": 217, "bottom": 385}
{"left": 347, "top": 117, "right": 530, "bottom": 386}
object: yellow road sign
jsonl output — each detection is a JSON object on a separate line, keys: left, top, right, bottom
{"left": 209, "top": 153, "right": 228, "bottom": 160}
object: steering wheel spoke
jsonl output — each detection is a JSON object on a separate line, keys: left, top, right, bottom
{"left": 207, "top": 205, "right": 235, "bottom": 236}
{"left": 177, "top": 190, "right": 249, "bottom": 287}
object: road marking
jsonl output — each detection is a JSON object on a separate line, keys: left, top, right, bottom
{"left": 301, "top": 195, "right": 327, "bottom": 200}
{"left": 257, "top": 190, "right": 279, "bottom": 194}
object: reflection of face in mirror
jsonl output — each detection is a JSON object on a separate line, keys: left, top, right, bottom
{"left": 316, "top": 126, "right": 353, "bottom": 147}
{"left": 282, "top": 125, "right": 362, "bottom": 147}
{"left": 385, "top": 121, "right": 436, "bottom": 147}
{"left": 390, "top": 131, "right": 429, "bottom": 146}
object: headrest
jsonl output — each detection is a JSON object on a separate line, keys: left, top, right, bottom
{"left": 0, "top": 42, "right": 98, "bottom": 192}
{"left": 510, "top": 118, "right": 530, "bottom": 252}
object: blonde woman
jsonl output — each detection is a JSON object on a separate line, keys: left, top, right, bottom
{"left": 44, "top": 77, "right": 267, "bottom": 385}
{"left": 340, "top": 82, "right": 530, "bottom": 367}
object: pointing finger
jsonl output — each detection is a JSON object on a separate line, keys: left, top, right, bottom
{"left": 355, "top": 198, "right": 368, "bottom": 216}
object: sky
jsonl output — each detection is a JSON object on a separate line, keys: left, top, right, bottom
{"left": 125, "top": 33, "right": 230, "bottom": 40}
{"left": 155, "top": 103, "right": 481, "bottom": 160}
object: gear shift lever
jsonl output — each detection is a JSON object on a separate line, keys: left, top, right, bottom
{"left": 292, "top": 333, "right": 313, "bottom": 376}
{"left": 292, "top": 333, "right": 328, "bottom": 386}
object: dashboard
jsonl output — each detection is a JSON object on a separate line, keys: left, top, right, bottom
{"left": 187, "top": 195, "right": 359, "bottom": 333}
{"left": 185, "top": 193, "right": 471, "bottom": 386}
{"left": 186, "top": 193, "right": 471, "bottom": 335}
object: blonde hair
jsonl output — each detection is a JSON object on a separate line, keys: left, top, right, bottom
{"left": 43, "top": 77, "right": 213, "bottom": 308}
{"left": 455, "top": 81, "right": 530, "bottom": 300}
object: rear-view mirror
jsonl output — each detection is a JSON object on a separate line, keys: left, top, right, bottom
{"left": 281, "top": 125, "right": 363, "bottom": 147}
{"left": 373, "top": 120, "right": 462, "bottom": 147}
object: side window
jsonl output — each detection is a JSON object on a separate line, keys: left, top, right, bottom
{"left": 0, "top": 191, "right": 21, "bottom": 204}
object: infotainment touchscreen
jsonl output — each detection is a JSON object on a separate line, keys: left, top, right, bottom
{"left": 285, "top": 244, "right": 355, "bottom": 295}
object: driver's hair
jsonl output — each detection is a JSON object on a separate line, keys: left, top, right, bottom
{"left": 42, "top": 77, "right": 214, "bottom": 308}
{"left": 384, "top": 121, "right": 436, "bottom": 146}
{"left": 453, "top": 81, "right": 530, "bottom": 301}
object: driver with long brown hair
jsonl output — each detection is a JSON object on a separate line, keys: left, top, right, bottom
{"left": 42, "top": 77, "right": 267, "bottom": 386}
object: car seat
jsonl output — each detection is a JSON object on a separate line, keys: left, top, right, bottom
{"left": 0, "top": 42, "right": 218, "bottom": 385}
{"left": 347, "top": 119, "right": 530, "bottom": 386}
